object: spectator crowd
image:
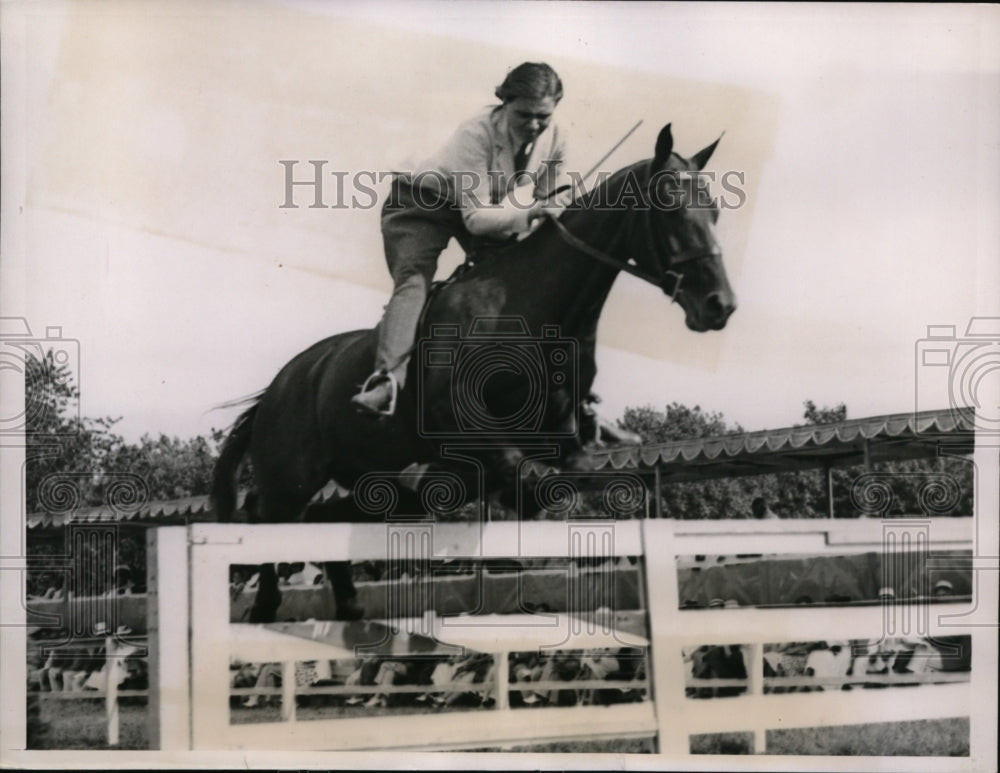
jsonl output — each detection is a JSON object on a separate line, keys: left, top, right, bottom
{"left": 230, "top": 646, "right": 649, "bottom": 713}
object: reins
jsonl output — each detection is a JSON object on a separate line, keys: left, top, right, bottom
{"left": 547, "top": 213, "right": 682, "bottom": 298}
{"left": 545, "top": 163, "right": 722, "bottom": 302}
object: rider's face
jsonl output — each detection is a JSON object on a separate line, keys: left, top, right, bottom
{"left": 503, "top": 96, "right": 557, "bottom": 147}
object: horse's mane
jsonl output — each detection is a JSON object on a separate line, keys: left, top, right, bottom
{"left": 212, "top": 389, "right": 267, "bottom": 412}
{"left": 439, "top": 156, "right": 655, "bottom": 288}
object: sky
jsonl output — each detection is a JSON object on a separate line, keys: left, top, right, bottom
{"left": 2, "top": 1, "right": 998, "bottom": 443}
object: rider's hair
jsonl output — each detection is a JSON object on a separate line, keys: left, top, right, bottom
{"left": 495, "top": 62, "right": 563, "bottom": 104}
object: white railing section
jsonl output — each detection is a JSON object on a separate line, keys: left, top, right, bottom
{"left": 147, "top": 517, "right": 979, "bottom": 755}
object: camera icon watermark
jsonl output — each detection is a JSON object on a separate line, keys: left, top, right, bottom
{"left": 417, "top": 316, "right": 579, "bottom": 439}
{"left": 915, "top": 316, "right": 1000, "bottom": 434}
{"left": 525, "top": 469, "right": 647, "bottom": 520}
{"left": 0, "top": 317, "right": 81, "bottom": 438}
{"left": 353, "top": 467, "right": 471, "bottom": 520}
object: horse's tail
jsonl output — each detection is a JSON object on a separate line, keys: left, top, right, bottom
{"left": 211, "top": 401, "right": 259, "bottom": 523}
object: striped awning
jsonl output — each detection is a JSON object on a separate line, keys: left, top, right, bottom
{"left": 26, "top": 408, "right": 975, "bottom": 529}
{"left": 579, "top": 407, "right": 975, "bottom": 482}
{"left": 26, "top": 480, "right": 352, "bottom": 531}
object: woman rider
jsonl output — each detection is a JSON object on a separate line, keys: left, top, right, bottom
{"left": 351, "top": 62, "right": 570, "bottom": 415}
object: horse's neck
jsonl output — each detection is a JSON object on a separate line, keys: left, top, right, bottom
{"left": 490, "top": 206, "right": 629, "bottom": 336}
{"left": 553, "top": 205, "right": 633, "bottom": 333}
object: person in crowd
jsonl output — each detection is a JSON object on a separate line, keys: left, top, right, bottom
{"left": 364, "top": 659, "right": 410, "bottom": 708}
{"left": 43, "top": 648, "right": 75, "bottom": 692}
{"left": 111, "top": 565, "right": 135, "bottom": 595}
{"left": 66, "top": 644, "right": 106, "bottom": 691}
{"left": 435, "top": 653, "right": 494, "bottom": 708}
{"left": 230, "top": 660, "right": 259, "bottom": 707}
{"left": 845, "top": 640, "right": 897, "bottom": 689}
{"left": 802, "top": 640, "right": 851, "bottom": 691}
{"left": 762, "top": 646, "right": 791, "bottom": 694}
{"left": 286, "top": 562, "right": 325, "bottom": 586}
{"left": 525, "top": 652, "right": 582, "bottom": 706}
{"left": 751, "top": 497, "right": 781, "bottom": 519}
{"left": 509, "top": 652, "right": 545, "bottom": 706}
{"left": 577, "top": 648, "right": 622, "bottom": 706}
{"left": 293, "top": 659, "right": 336, "bottom": 707}
{"left": 28, "top": 574, "right": 66, "bottom": 601}
{"left": 30, "top": 647, "right": 61, "bottom": 692}
{"left": 415, "top": 655, "right": 457, "bottom": 705}
{"left": 687, "top": 645, "right": 748, "bottom": 699}
{"left": 343, "top": 658, "right": 378, "bottom": 706}
{"left": 241, "top": 662, "right": 282, "bottom": 708}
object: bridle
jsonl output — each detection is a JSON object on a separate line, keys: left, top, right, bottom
{"left": 545, "top": 169, "right": 721, "bottom": 302}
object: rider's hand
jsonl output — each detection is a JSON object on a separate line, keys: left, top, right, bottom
{"left": 538, "top": 188, "right": 573, "bottom": 223}
{"left": 516, "top": 204, "right": 546, "bottom": 242}
{"left": 552, "top": 186, "right": 575, "bottom": 209}
{"left": 522, "top": 200, "right": 547, "bottom": 233}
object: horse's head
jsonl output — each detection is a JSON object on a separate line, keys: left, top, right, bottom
{"left": 638, "top": 124, "right": 737, "bottom": 332}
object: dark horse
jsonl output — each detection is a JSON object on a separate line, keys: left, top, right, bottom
{"left": 212, "top": 124, "right": 736, "bottom": 622}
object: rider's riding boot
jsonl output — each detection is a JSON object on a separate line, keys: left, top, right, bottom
{"left": 335, "top": 594, "right": 365, "bottom": 621}
{"left": 351, "top": 372, "right": 397, "bottom": 416}
{"left": 582, "top": 392, "right": 643, "bottom": 447}
{"left": 597, "top": 416, "right": 643, "bottom": 446}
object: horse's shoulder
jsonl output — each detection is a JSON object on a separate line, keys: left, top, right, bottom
{"left": 429, "top": 267, "right": 507, "bottom": 324}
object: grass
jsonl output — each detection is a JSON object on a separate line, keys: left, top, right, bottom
{"left": 690, "top": 718, "right": 969, "bottom": 756}
{"left": 32, "top": 697, "right": 149, "bottom": 750}
{"left": 470, "top": 737, "right": 655, "bottom": 753}
{"left": 690, "top": 732, "right": 753, "bottom": 754}
{"left": 31, "top": 694, "right": 968, "bottom": 757}
{"left": 766, "top": 716, "right": 969, "bottom": 756}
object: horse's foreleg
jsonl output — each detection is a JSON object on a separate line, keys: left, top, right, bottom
{"left": 248, "top": 563, "right": 282, "bottom": 623}
{"left": 324, "top": 561, "right": 364, "bottom": 621}
{"left": 490, "top": 448, "right": 544, "bottom": 518}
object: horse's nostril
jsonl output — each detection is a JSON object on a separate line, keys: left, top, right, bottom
{"left": 706, "top": 292, "right": 736, "bottom": 322}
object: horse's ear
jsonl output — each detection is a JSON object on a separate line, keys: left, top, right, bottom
{"left": 691, "top": 132, "right": 724, "bottom": 170}
{"left": 653, "top": 124, "right": 673, "bottom": 166}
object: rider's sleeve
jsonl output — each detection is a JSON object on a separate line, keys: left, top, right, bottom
{"left": 461, "top": 188, "right": 537, "bottom": 238}
{"left": 441, "top": 120, "right": 539, "bottom": 238}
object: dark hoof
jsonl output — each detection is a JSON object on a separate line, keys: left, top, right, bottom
{"left": 335, "top": 599, "right": 365, "bottom": 621}
{"left": 248, "top": 605, "right": 280, "bottom": 624}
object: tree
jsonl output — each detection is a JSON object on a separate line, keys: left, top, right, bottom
{"left": 800, "top": 400, "right": 847, "bottom": 426}
{"left": 24, "top": 349, "right": 227, "bottom": 596}
{"left": 104, "top": 433, "right": 219, "bottom": 502}
{"left": 25, "top": 350, "right": 123, "bottom": 514}
{"left": 613, "top": 398, "right": 972, "bottom": 520}
{"left": 619, "top": 402, "right": 742, "bottom": 443}
{"left": 618, "top": 402, "right": 755, "bottom": 519}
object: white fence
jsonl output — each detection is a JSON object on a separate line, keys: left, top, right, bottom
{"left": 146, "top": 516, "right": 983, "bottom": 755}
{"left": 32, "top": 635, "right": 147, "bottom": 746}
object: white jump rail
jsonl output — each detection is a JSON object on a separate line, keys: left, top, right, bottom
{"left": 148, "top": 517, "right": 981, "bottom": 755}
{"left": 150, "top": 519, "right": 656, "bottom": 752}
{"left": 647, "top": 517, "right": 977, "bottom": 754}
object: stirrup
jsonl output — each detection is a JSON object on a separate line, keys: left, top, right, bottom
{"left": 355, "top": 371, "right": 398, "bottom": 416}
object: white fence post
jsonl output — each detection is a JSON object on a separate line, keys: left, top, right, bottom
{"left": 146, "top": 527, "right": 191, "bottom": 750}
{"left": 280, "top": 662, "right": 296, "bottom": 723}
{"left": 105, "top": 634, "right": 119, "bottom": 746}
{"left": 746, "top": 642, "right": 764, "bottom": 753}
{"left": 147, "top": 518, "right": 978, "bottom": 754}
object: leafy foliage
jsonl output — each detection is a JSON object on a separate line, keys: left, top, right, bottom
{"left": 25, "top": 350, "right": 123, "bottom": 513}
{"left": 24, "top": 350, "right": 228, "bottom": 596}
{"left": 800, "top": 399, "right": 847, "bottom": 426}
{"left": 620, "top": 402, "right": 742, "bottom": 443}
{"left": 616, "top": 400, "right": 971, "bottom": 520}
{"left": 25, "top": 349, "right": 228, "bottom": 512}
